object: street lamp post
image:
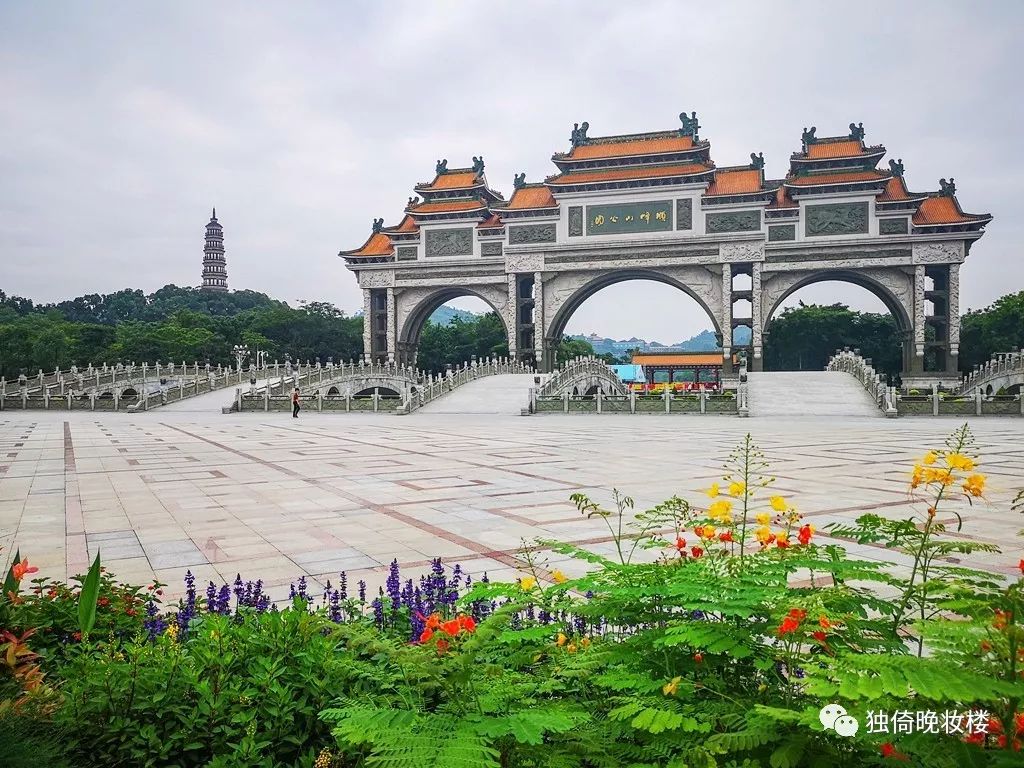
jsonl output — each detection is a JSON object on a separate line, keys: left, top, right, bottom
{"left": 232, "top": 344, "right": 250, "bottom": 373}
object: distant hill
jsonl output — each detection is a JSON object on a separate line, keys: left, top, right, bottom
{"left": 428, "top": 306, "right": 481, "bottom": 325}
{"left": 569, "top": 326, "right": 751, "bottom": 356}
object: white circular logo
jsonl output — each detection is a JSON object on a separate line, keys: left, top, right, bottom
{"left": 834, "top": 715, "right": 860, "bottom": 737}
{"left": 819, "top": 704, "right": 847, "bottom": 729}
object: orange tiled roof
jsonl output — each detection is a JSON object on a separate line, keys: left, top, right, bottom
{"left": 912, "top": 196, "right": 984, "bottom": 226}
{"left": 548, "top": 163, "right": 712, "bottom": 185}
{"left": 632, "top": 353, "right": 723, "bottom": 366}
{"left": 767, "top": 186, "right": 798, "bottom": 209}
{"left": 786, "top": 170, "right": 888, "bottom": 187}
{"left": 805, "top": 140, "right": 864, "bottom": 159}
{"left": 507, "top": 185, "right": 558, "bottom": 209}
{"left": 876, "top": 176, "right": 911, "bottom": 202}
{"left": 566, "top": 135, "right": 696, "bottom": 160}
{"left": 408, "top": 199, "right": 486, "bottom": 214}
{"left": 477, "top": 213, "right": 503, "bottom": 228}
{"left": 418, "top": 171, "right": 480, "bottom": 190}
{"left": 346, "top": 232, "right": 393, "bottom": 257}
{"left": 388, "top": 215, "right": 419, "bottom": 233}
{"left": 705, "top": 168, "right": 762, "bottom": 196}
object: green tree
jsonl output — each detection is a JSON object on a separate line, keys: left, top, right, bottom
{"left": 555, "top": 336, "right": 596, "bottom": 365}
{"left": 959, "top": 290, "right": 1024, "bottom": 371}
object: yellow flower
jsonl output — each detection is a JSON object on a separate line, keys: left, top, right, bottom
{"left": 580, "top": 637, "right": 591, "bottom": 648}
{"left": 963, "top": 473, "right": 986, "bottom": 497}
{"left": 519, "top": 576, "right": 536, "bottom": 591}
{"left": 922, "top": 451, "right": 938, "bottom": 465}
{"left": 551, "top": 570, "right": 568, "bottom": 584}
{"left": 662, "top": 676, "right": 681, "bottom": 696}
{"left": 754, "top": 525, "right": 773, "bottom": 544}
{"left": 705, "top": 483, "right": 720, "bottom": 498}
{"left": 770, "top": 496, "right": 788, "bottom": 512}
{"left": 556, "top": 632, "right": 567, "bottom": 647}
{"left": 911, "top": 464, "right": 925, "bottom": 488}
{"left": 946, "top": 453, "right": 976, "bottom": 472}
{"left": 567, "top": 643, "right": 577, "bottom": 653}
{"left": 728, "top": 481, "right": 746, "bottom": 497}
{"left": 776, "top": 531, "right": 789, "bottom": 545}
{"left": 708, "top": 499, "right": 733, "bottom": 523}
{"left": 696, "top": 524, "right": 716, "bottom": 539}
{"left": 755, "top": 512, "right": 771, "bottom": 526}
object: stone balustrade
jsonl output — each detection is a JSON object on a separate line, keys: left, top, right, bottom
{"left": 957, "top": 350, "right": 1024, "bottom": 395}
{"left": 826, "top": 348, "right": 898, "bottom": 417}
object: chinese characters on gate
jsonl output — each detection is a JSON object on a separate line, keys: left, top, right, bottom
{"left": 585, "top": 201, "right": 674, "bottom": 236}
{"left": 592, "top": 209, "right": 667, "bottom": 227}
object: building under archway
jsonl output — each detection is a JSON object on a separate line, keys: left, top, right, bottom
{"left": 339, "top": 114, "right": 991, "bottom": 386}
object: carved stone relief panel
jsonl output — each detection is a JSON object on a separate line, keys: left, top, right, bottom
{"left": 425, "top": 228, "right": 473, "bottom": 257}
{"left": 675, "top": 198, "right": 693, "bottom": 230}
{"left": 768, "top": 224, "right": 796, "bottom": 242}
{"left": 914, "top": 264, "right": 926, "bottom": 354}
{"left": 706, "top": 210, "right": 760, "bottom": 233}
{"left": 397, "top": 246, "right": 418, "bottom": 261}
{"left": 804, "top": 202, "right": 869, "bottom": 236}
{"left": 508, "top": 223, "right": 557, "bottom": 245}
{"left": 480, "top": 242, "right": 503, "bottom": 258}
{"left": 878, "top": 218, "right": 908, "bottom": 235}
{"left": 568, "top": 206, "right": 583, "bottom": 237}
{"left": 911, "top": 241, "right": 964, "bottom": 264}
{"left": 720, "top": 242, "right": 765, "bottom": 263}
{"left": 359, "top": 270, "right": 395, "bottom": 288}
{"left": 948, "top": 263, "right": 960, "bottom": 348}
{"left": 505, "top": 252, "right": 544, "bottom": 273}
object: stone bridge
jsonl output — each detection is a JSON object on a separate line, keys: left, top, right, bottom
{"left": 535, "top": 357, "right": 628, "bottom": 397}
{"left": 957, "top": 351, "right": 1024, "bottom": 396}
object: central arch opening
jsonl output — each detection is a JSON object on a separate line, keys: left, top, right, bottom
{"left": 401, "top": 292, "right": 509, "bottom": 373}
{"left": 547, "top": 272, "right": 723, "bottom": 385}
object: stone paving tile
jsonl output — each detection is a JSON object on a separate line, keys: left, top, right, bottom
{"left": 0, "top": 411, "right": 1023, "bottom": 606}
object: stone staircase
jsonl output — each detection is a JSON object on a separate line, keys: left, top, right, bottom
{"left": 747, "top": 371, "right": 881, "bottom": 418}
{"left": 416, "top": 374, "right": 538, "bottom": 415}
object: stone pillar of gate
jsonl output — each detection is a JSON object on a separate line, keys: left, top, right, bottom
{"left": 361, "top": 289, "right": 372, "bottom": 362}
{"left": 947, "top": 263, "right": 960, "bottom": 375}
{"left": 910, "top": 265, "right": 926, "bottom": 374}
{"left": 750, "top": 263, "right": 763, "bottom": 372}
{"left": 534, "top": 271, "right": 546, "bottom": 370}
{"left": 720, "top": 264, "right": 734, "bottom": 376}
{"left": 385, "top": 288, "right": 396, "bottom": 363}
{"left": 506, "top": 274, "right": 518, "bottom": 361}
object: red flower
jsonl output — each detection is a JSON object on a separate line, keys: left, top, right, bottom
{"left": 11, "top": 559, "right": 39, "bottom": 581}
{"left": 880, "top": 743, "right": 909, "bottom": 760}
{"left": 693, "top": 652, "right": 703, "bottom": 663}
{"left": 675, "top": 537, "right": 686, "bottom": 551}
{"left": 777, "top": 617, "right": 801, "bottom": 636}
{"left": 1019, "top": 559, "right": 1024, "bottom": 575}
{"left": 819, "top": 615, "right": 831, "bottom": 629}
{"left": 797, "top": 524, "right": 813, "bottom": 546}
{"left": 441, "top": 619, "right": 462, "bottom": 637}
{"left": 812, "top": 631, "right": 827, "bottom": 643}
{"left": 690, "top": 547, "right": 704, "bottom": 559}
{"left": 125, "top": 608, "right": 136, "bottom": 617}
{"left": 776, "top": 539, "right": 791, "bottom": 549}
{"left": 788, "top": 608, "right": 807, "bottom": 621}
{"left": 980, "top": 640, "right": 992, "bottom": 652}
{"left": 72, "top": 631, "right": 82, "bottom": 641}
{"left": 97, "top": 597, "right": 110, "bottom": 607}
{"left": 718, "top": 531, "right": 733, "bottom": 543}
{"left": 436, "top": 639, "right": 450, "bottom": 655}
{"left": 419, "top": 628, "right": 434, "bottom": 643}
{"left": 458, "top": 615, "right": 476, "bottom": 633}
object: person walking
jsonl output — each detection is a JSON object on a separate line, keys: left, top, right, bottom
{"left": 291, "top": 387, "right": 301, "bottom": 418}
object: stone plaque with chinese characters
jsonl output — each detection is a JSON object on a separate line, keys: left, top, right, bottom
{"left": 425, "top": 228, "right": 473, "bottom": 257}
{"left": 879, "top": 218, "right": 908, "bottom": 235}
{"left": 586, "top": 201, "right": 673, "bottom": 235}
{"left": 397, "top": 246, "right": 418, "bottom": 261}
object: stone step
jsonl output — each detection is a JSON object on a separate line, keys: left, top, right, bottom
{"left": 747, "top": 371, "right": 881, "bottom": 417}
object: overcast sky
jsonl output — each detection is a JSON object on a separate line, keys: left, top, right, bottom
{"left": 1, "top": 1, "right": 1021, "bottom": 341}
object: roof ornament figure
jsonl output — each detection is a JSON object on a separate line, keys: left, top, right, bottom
{"left": 513, "top": 172, "right": 526, "bottom": 189}
{"left": 570, "top": 121, "right": 589, "bottom": 147}
{"left": 407, "top": 196, "right": 419, "bottom": 207}
{"left": 435, "top": 158, "right": 448, "bottom": 174}
{"left": 749, "top": 151, "right": 765, "bottom": 170}
{"left": 472, "top": 156, "right": 485, "bottom": 174}
{"left": 848, "top": 122, "right": 866, "bottom": 141}
{"left": 679, "top": 111, "right": 700, "bottom": 140}
{"left": 372, "top": 217, "right": 384, "bottom": 233}
{"left": 801, "top": 126, "right": 817, "bottom": 148}
{"left": 888, "top": 158, "right": 904, "bottom": 177}
{"left": 939, "top": 177, "right": 956, "bottom": 196}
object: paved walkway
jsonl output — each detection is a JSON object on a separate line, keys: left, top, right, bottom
{"left": 1, "top": 410, "right": 1021, "bottom": 606}
{"left": 417, "top": 374, "right": 538, "bottom": 415}
{"left": 748, "top": 371, "right": 881, "bottom": 417}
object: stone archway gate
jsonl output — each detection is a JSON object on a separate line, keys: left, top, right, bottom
{"left": 340, "top": 114, "right": 990, "bottom": 389}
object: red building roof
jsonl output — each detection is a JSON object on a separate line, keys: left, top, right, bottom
{"left": 547, "top": 163, "right": 712, "bottom": 186}
{"left": 913, "top": 196, "right": 990, "bottom": 226}
{"left": 786, "top": 170, "right": 889, "bottom": 187}
{"left": 342, "top": 232, "right": 393, "bottom": 258}
{"left": 563, "top": 134, "right": 697, "bottom": 161}
{"left": 704, "top": 168, "right": 763, "bottom": 196}
{"left": 506, "top": 185, "right": 558, "bottom": 209}
{"left": 415, "top": 171, "right": 481, "bottom": 191}
{"left": 407, "top": 199, "right": 487, "bottom": 214}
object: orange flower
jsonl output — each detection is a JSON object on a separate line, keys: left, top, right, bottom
{"left": 797, "top": 524, "right": 813, "bottom": 546}
{"left": 458, "top": 615, "right": 477, "bottom": 633}
{"left": 11, "top": 559, "right": 38, "bottom": 581}
{"left": 690, "top": 547, "right": 704, "bottom": 559}
{"left": 777, "top": 617, "right": 801, "bottom": 636}
{"left": 675, "top": 536, "right": 686, "bottom": 551}
{"left": 718, "top": 531, "right": 733, "bottom": 543}
{"left": 1019, "top": 559, "right": 1024, "bottom": 575}
{"left": 812, "top": 630, "right": 827, "bottom": 644}
{"left": 819, "top": 615, "right": 832, "bottom": 630}
{"left": 788, "top": 608, "right": 807, "bottom": 621}
{"left": 440, "top": 619, "right": 461, "bottom": 637}
{"left": 436, "top": 639, "right": 450, "bottom": 654}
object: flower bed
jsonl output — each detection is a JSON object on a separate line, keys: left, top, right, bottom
{"left": 1, "top": 425, "right": 1022, "bottom": 767}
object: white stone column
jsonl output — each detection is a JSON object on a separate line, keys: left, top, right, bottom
{"left": 751, "top": 263, "right": 763, "bottom": 365}
{"left": 947, "top": 263, "right": 960, "bottom": 357}
{"left": 914, "top": 265, "right": 926, "bottom": 360}
{"left": 533, "top": 271, "right": 544, "bottom": 366}
{"left": 362, "top": 288, "right": 372, "bottom": 362}
{"left": 720, "top": 263, "right": 733, "bottom": 357}
{"left": 507, "top": 274, "right": 518, "bottom": 360}
{"left": 385, "top": 287, "right": 396, "bottom": 363}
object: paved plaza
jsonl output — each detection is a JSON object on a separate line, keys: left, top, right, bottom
{"left": 1, "top": 409, "right": 1022, "bottom": 605}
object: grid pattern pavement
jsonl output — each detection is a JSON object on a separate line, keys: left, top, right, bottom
{"left": 1, "top": 411, "right": 1022, "bottom": 604}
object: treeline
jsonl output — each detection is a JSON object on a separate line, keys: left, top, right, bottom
{"left": 2, "top": 286, "right": 1021, "bottom": 379}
